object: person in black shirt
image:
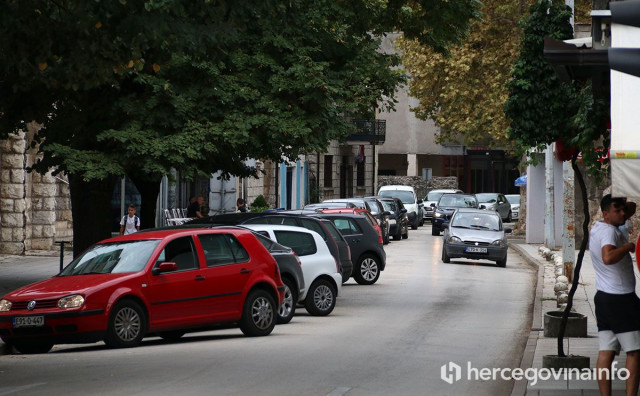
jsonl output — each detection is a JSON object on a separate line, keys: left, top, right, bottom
{"left": 187, "top": 196, "right": 204, "bottom": 218}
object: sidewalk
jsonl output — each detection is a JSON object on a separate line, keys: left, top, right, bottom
{"left": 511, "top": 241, "right": 635, "bottom": 396}
{"left": 0, "top": 252, "right": 70, "bottom": 355}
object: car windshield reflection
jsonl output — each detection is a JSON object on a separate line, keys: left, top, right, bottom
{"left": 60, "top": 240, "right": 161, "bottom": 276}
{"left": 451, "top": 213, "right": 500, "bottom": 231}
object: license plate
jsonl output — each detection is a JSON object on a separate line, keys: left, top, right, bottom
{"left": 388, "top": 219, "right": 396, "bottom": 225}
{"left": 465, "top": 247, "right": 488, "bottom": 253}
{"left": 13, "top": 316, "right": 44, "bottom": 328}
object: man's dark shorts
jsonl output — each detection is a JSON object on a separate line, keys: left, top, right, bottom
{"left": 595, "top": 291, "right": 640, "bottom": 352}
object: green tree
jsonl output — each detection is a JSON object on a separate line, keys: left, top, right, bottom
{"left": 0, "top": 0, "right": 480, "bottom": 255}
{"left": 398, "top": 0, "right": 521, "bottom": 148}
{"left": 505, "top": 0, "right": 609, "bottom": 358}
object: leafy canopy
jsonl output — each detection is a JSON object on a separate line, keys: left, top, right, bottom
{"left": 398, "top": 0, "right": 518, "bottom": 148}
{"left": 1, "top": 0, "right": 481, "bottom": 181}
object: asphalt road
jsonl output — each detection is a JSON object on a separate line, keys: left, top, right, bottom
{"left": 0, "top": 225, "right": 536, "bottom": 396}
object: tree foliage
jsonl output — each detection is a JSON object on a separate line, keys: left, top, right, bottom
{"left": 0, "top": 0, "right": 480, "bottom": 254}
{"left": 504, "top": 0, "right": 609, "bottom": 180}
{"left": 397, "top": 0, "right": 518, "bottom": 148}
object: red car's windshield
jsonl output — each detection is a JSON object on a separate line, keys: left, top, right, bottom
{"left": 60, "top": 240, "right": 161, "bottom": 276}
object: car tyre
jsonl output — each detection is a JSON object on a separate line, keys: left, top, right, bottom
{"left": 393, "top": 225, "right": 402, "bottom": 240}
{"left": 277, "top": 277, "right": 298, "bottom": 324}
{"left": 240, "top": 289, "right": 276, "bottom": 337}
{"left": 431, "top": 226, "right": 440, "bottom": 236}
{"left": 12, "top": 340, "right": 54, "bottom": 354}
{"left": 497, "top": 257, "right": 507, "bottom": 268}
{"left": 441, "top": 246, "right": 450, "bottom": 263}
{"left": 401, "top": 225, "right": 409, "bottom": 239}
{"left": 354, "top": 253, "right": 381, "bottom": 285}
{"left": 411, "top": 219, "right": 418, "bottom": 230}
{"left": 304, "top": 279, "right": 336, "bottom": 316}
{"left": 105, "top": 299, "right": 147, "bottom": 348}
{"left": 506, "top": 211, "right": 512, "bottom": 223}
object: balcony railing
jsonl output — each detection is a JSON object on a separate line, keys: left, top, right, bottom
{"left": 346, "top": 119, "right": 386, "bottom": 144}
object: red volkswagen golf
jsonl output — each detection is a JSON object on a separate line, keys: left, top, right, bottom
{"left": 0, "top": 227, "right": 285, "bottom": 354}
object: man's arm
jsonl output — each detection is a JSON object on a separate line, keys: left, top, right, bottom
{"left": 602, "top": 242, "right": 635, "bottom": 265}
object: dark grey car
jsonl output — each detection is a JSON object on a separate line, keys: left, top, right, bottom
{"left": 476, "top": 193, "right": 512, "bottom": 222}
{"left": 311, "top": 213, "right": 386, "bottom": 285}
{"left": 252, "top": 232, "right": 305, "bottom": 324}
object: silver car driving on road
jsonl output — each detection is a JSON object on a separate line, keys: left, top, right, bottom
{"left": 441, "top": 208, "right": 511, "bottom": 267}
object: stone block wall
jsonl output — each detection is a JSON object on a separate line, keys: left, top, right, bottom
{"left": 0, "top": 128, "right": 73, "bottom": 254}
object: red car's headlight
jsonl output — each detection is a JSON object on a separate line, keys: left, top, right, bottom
{"left": 58, "top": 295, "right": 85, "bottom": 309}
{"left": 0, "top": 299, "right": 11, "bottom": 312}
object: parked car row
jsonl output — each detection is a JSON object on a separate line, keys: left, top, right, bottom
{"left": 0, "top": 206, "right": 392, "bottom": 354}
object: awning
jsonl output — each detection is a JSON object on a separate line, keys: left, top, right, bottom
{"left": 514, "top": 175, "right": 527, "bottom": 187}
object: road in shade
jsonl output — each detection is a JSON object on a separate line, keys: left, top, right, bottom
{"left": 0, "top": 226, "right": 535, "bottom": 396}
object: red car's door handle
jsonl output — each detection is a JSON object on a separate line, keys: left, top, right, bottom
{"left": 240, "top": 269, "right": 250, "bottom": 274}
{"left": 195, "top": 275, "right": 205, "bottom": 281}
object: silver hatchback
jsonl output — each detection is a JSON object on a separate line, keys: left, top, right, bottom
{"left": 441, "top": 209, "right": 511, "bottom": 267}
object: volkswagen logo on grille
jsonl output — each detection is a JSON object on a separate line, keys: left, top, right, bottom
{"left": 27, "top": 301, "right": 36, "bottom": 311}
{"left": 475, "top": 242, "right": 479, "bottom": 246}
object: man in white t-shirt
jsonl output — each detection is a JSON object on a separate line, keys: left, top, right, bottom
{"left": 589, "top": 194, "right": 638, "bottom": 396}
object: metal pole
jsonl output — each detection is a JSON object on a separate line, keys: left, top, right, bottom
{"left": 56, "top": 241, "right": 66, "bottom": 271}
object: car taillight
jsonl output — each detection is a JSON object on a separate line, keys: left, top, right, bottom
{"left": 334, "top": 257, "right": 340, "bottom": 273}
{"left": 292, "top": 252, "right": 302, "bottom": 266}
{"left": 376, "top": 228, "right": 383, "bottom": 244}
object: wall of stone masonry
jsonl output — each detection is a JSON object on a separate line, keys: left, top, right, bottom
{"left": 0, "top": 128, "right": 73, "bottom": 254}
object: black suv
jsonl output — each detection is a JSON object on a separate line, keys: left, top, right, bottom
{"left": 190, "top": 213, "right": 353, "bottom": 283}
{"left": 310, "top": 213, "right": 386, "bottom": 285}
{"left": 369, "top": 196, "right": 408, "bottom": 241}
{"left": 431, "top": 193, "right": 479, "bottom": 236}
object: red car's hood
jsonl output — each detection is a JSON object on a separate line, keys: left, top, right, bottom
{"left": 3, "top": 273, "right": 140, "bottom": 301}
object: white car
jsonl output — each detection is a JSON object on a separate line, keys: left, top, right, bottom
{"left": 243, "top": 224, "right": 342, "bottom": 316}
{"left": 423, "top": 189, "right": 463, "bottom": 220}
{"left": 505, "top": 194, "right": 520, "bottom": 221}
{"left": 378, "top": 185, "right": 424, "bottom": 230}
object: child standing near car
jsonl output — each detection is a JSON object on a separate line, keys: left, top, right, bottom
{"left": 119, "top": 204, "right": 141, "bottom": 235}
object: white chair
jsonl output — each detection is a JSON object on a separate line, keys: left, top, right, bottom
{"left": 163, "top": 209, "right": 176, "bottom": 226}
{"left": 172, "top": 208, "right": 180, "bottom": 219}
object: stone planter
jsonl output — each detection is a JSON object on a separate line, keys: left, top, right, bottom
{"left": 543, "top": 354, "right": 590, "bottom": 370}
{"left": 544, "top": 311, "right": 587, "bottom": 338}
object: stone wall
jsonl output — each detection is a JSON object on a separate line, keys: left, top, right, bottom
{"left": 0, "top": 128, "right": 73, "bottom": 254}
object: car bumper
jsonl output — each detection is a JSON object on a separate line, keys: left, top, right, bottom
{"left": 0, "top": 309, "right": 107, "bottom": 344}
{"left": 444, "top": 243, "right": 508, "bottom": 262}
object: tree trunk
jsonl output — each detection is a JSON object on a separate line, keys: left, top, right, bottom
{"left": 69, "top": 174, "right": 118, "bottom": 258}
{"left": 129, "top": 173, "right": 162, "bottom": 231}
{"left": 557, "top": 152, "right": 590, "bottom": 356}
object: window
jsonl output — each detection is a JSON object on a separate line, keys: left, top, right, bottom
{"left": 356, "top": 160, "right": 365, "bottom": 186}
{"left": 300, "top": 218, "right": 328, "bottom": 240}
{"left": 157, "top": 236, "right": 198, "bottom": 271}
{"left": 198, "top": 233, "right": 249, "bottom": 267}
{"left": 324, "top": 155, "right": 333, "bottom": 187}
{"left": 331, "top": 218, "right": 362, "bottom": 236}
{"left": 274, "top": 231, "right": 317, "bottom": 256}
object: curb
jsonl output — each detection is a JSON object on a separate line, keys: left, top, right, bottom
{"left": 509, "top": 242, "right": 543, "bottom": 396}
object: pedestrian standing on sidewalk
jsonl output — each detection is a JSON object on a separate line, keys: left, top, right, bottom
{"left": 589, "top": 194, "right": 639, "bottom": 396}
{"left": 119, "top": 204, "right": 141, "bottom": 235}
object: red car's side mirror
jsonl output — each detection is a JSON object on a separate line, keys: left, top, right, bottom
{"left": 153, "top": 262, "right": 178, "bottom": 275}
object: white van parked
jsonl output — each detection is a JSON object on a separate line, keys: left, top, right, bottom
{"left": 377, "top": 185, "right": 423, "bottom": 230}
